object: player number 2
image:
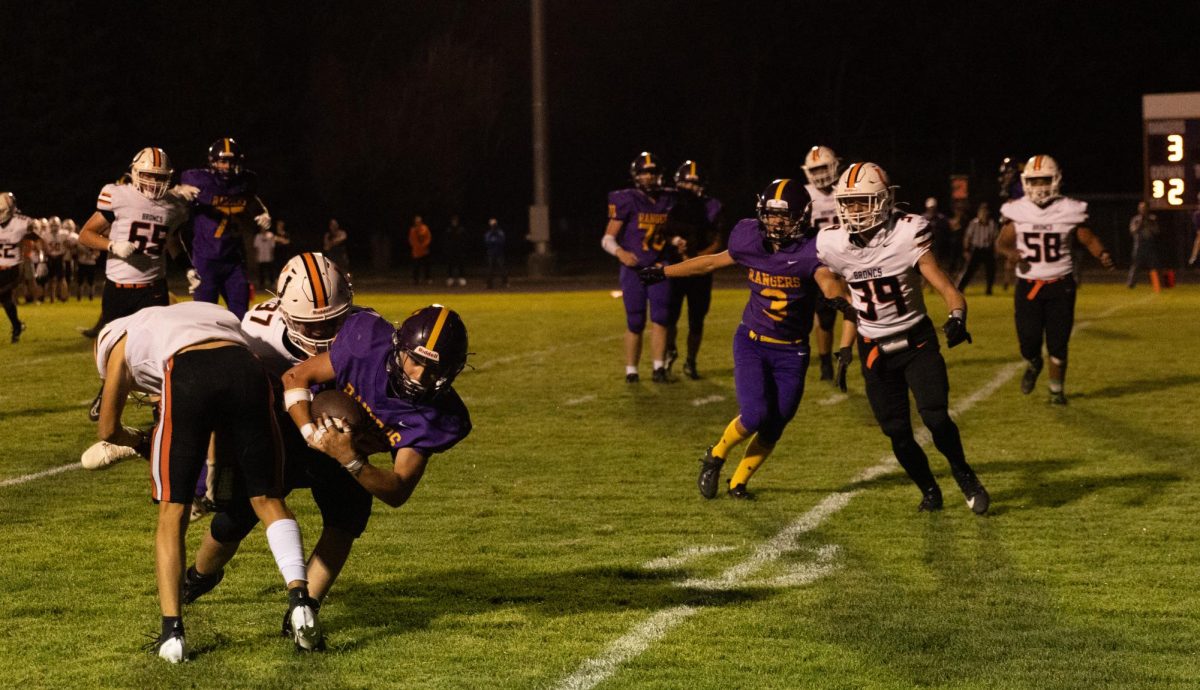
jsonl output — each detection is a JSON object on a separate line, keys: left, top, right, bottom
{"left": 760, "top": 288, "right": 789, "bottom": 322}
{"left": 849, "top": 276, "right": 907, "bottom": 321}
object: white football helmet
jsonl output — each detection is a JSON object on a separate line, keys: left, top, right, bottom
{"left": 834, "top": 162, "right": 895, "bottom": 234}
{"left": 0, "top": 192, "right": 15, "bottom": 224}
{"left": 802, "top": 146, "right": 840, "bottom": 189}
{"left": 129, "top": 147, "right": 173, "bottom": 200}
{"left": 1021, "top": 154, "right": 1061, "bottom": 206}
{"left": 276, "top": 252, "right": 354, "bottom": 355}
{"left": 62, "top": 218, "right": 77, "bottom": 232}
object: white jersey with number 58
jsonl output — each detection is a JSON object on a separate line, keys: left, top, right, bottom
{"left": 816, "top": 213, "right": 932, "bottom": 339}
{"left": 96, "top": 183, "right": 189, "bottom": 284}
{"left": 1000, "top": 196, "right": 1088, "bottom": 281}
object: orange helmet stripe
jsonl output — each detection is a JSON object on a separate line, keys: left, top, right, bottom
{"left": 300, "top": 252, "right": 328, "bottom": 309}
{"left": 425, "top": 306, "right": 451, "bottom": 351}
{"left": 847, "top": 163, "right": 865, "bottom": 189}
{"left": 1032, "top": 155, "right": 1043, "bottom": 171}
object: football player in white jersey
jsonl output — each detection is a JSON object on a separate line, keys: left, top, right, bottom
{"left": 995, "top": 155, "right": 1113, "bottom": 405}
{"left": 802, "top": 145, "right": 844, "bottom": 384}
{"left": 42, "top": 216, "right": 74, "bottom": 302}
{"left": 817, "top": 163, "right": 989, "bottom": 514}
{"left": 92, "top": 301, "right": 323, "bottom": 661}
{"left": 184, "top": 253, "right": 375, "bottom": 614}
{"left": 0, "top": 192, "right": 40, "bottom": 342}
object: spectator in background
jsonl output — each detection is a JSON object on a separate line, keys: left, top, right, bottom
{"left": 272, "top": 219, "right": 292, "bottom": 273}
{"left": 253, "top": 224, "right": 277, "bottom": 290}
{"left": 925, "top": 197, "right": 954, "bottom": 275}
{"left": 1127, "top": 201, "right": 1162, "bottom": 290}
{"left": 408, "top": 215, "right": 432, "bottom": 285}
{"left": 484, "top": 218, "right": 507, "bottom": 289}
{"left": 444, "top": 214, "right": 467, "bottom": 287}
{"left": 324, "top": 219, "right": 350, "bottom": 273}
{"left": 958, "top": 202, "right": 999, "bottom": 294}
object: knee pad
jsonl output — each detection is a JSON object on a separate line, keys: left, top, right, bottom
{"left": 210, "top": 507, "right": 258, "bottom": 544}
{"left": 1049, "top": 355, "right": 1066, "bottom": 367}
{"left": 625, "top": 310, "right": 646, "bottom": 334}
{"left": 738, "top": 403, "right": 768, "bottom": 436}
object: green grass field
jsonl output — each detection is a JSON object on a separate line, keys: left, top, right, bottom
{"left": 1, "top": 282, "right": 1197, "bottom": 689}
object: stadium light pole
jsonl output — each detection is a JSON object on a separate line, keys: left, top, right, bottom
{"left": 528, "top": 0, "right": 554, "bottom": 276}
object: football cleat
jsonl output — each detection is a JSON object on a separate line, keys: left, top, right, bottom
{"left": 697, "top": 448, "right": 724, "bottom": 499}
{"left": 664, "top": 349, "right": 678, "bottom": 374}
{"left": 182, "top": 565, "right": 224, "bottom": 604}
{"left": 11, "top": 320, "right": 24, "bottom": 343}
{"left": 950, "top": 466, "right": 990, "bottom": 515}
{"left": 150, "top": 623, "right": 187, "bottom": 663}
{"left": 651, "top": 368, "right": 670, "bottom": 383}
{"left": 625, "top": 372, "right": 640, "bottom": 384}
{"left": 683, "top": 359, "right": 700, "bottom": 380}
{"left": 819, "top": 358, "right": 834, "bottom": 382}
{"left": 917, "top": 486, "right": 944, "bottom": 512}
{"left": 1049, "top": 390, "right": 1068, "bottom": 406}
{"left": 283, "top": 590, "right": 324, "bottom": 652}
{"left": 727, "top": 483, "right": 754, "bottom": 500}
{"left": 965, "top": 487, "right": 991, "bottom": 515}
{"left": 1020, "top": 359, "right": 1043, "bottom": 395}
{"left": 80, "top": 441, "right": 139, "bottom": 470}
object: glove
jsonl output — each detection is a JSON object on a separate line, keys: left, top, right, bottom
{"left": 1099, "top": 251, "right": 1114, "bottom": 269}
{"left": 827, "top": 296, "right": 858, "bottom": 322}
{"left": 108, "top": 240, "right": 137, "bottom": 259}
{"left": 942, "top": 309, "right": 973, "bottom": 348}
{"left": 169, "top": 184, "right": 200, "bottom": 202}
{"left": 34, "top": 263, "right": 48, "bottom": 279}
{"left": 186, "top": 268, "right": 201, "bottom": 295}
{"left": 255, "top": 212, "right": 272, "bottom": 231}
{"left": 834, "top": 346, "right": 853, "bottom": 393}
{"left": 638, "top": 265, "right": 666, "bottom": 285}
{"left": 1016, "top": 259, "right": 1031, "bottom": 274}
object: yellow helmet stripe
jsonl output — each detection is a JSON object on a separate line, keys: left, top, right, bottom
{"left": 773, "top": 179, "right": 790, "bottom": 200}
{"left": 425, "top": 306, "right": 451, "bottom": 351}
{"left": 224, "top": 138, "right": 232, "bottom": 154}
{"left": 689, "top": 161, "right": 696, "bottom": 177}
{"left": 301, "top": 252, "right": 327, "bottom": 309}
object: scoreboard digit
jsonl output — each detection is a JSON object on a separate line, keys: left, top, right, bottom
{"left": 1143, "top": 92, "right": 1200, "bottom": 211}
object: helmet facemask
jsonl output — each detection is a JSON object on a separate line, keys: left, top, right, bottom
{"left": 282, "top": 310, "right": 349, "bottom": 356}
{"left": 386, "top": 346, "right": 463, "bottom": 403}
{"left": 132, "top": 170, "right": 171, "bottom": 200}
{"left": 1021, "top": 174, "right": 1060, "bottom": 206}
{"left": 0, "top": 194, "right": 14, "bottom": 224}
{"left": 757, "top": 199, "right": 807, "bottom": 245}
{"left": 836, "top": 189, "right": 893, "bottom": 235}
{"left": 803, "top": 162, "right": 838, "bottom": 189}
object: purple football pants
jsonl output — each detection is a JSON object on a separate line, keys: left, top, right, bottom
{"left": 193, "top": 257, "right": 250, "bottom": 319}
{"left": 732, "top": 325, "right": 809, "bottom": 445}
{"left": 619, "top": 265, "right": 671, "bottom": 333}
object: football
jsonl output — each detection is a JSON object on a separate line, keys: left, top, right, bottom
{"left": 309, "top": 389, "right": 391, "bottom": 455}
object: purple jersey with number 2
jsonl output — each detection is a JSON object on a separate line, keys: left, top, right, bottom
{"left": 726, "top": 218, "right": 822, "bottom": 343}
{"left": 329, "top": 311, "right": 471, "bottom": 455}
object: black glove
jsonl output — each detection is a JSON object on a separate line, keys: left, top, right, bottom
{"left": 133, "top": 428, "right": 153, "bottom": 460}
{"left": 638, "top": 265, "right": 666, "bottom": 285}
{"left": 942, "top": 309, "right": 973, "bottom": 348}
{"left": 827, "top": 296, "right": 858, "bottom": 322}
{"left": 834, "top": 346, "right": 853, "bottom": 392}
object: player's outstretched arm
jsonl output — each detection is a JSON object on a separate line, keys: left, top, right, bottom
{"left": 308, "top": 424, "right": 429, "bottom": 508}
{"left": 665, "top": 250, "right": 735, "bottom": 278}
{"left": 1075, "top": 226, "right": 1114, "bottom": 269}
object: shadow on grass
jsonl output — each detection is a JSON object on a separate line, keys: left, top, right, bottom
{"left": 1074, "top": 374, "right": 1200, "bottom": 401}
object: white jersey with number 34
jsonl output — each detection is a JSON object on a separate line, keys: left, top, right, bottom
{"left": 816, "top": 213, "right": 932, "bottom": 339}
{"left": 96, "top": 183, "right": 189, "bottom": 284}
{"left": 1000, "top": 196, "right": 1088, "bottom": 281}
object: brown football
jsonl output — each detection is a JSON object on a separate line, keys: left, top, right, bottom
{"left": 309, "top": 389, "right": 392, "bottom": 456}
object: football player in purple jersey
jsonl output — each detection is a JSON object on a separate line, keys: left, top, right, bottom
{"left": 263, "top": 305, "right": 472, "bottom": 606}
{"left": 641, "top": 179, "right": 857, "bottom": 499}
{"left": 176, "top": 137, "right": 272, "bottom": 319}
{"left": 601, "top": 152, "right": 678, "bottom": 383}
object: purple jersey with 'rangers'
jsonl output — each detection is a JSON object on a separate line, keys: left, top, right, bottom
{"left": 181, "top": 168, "right": 261, "bottom": 262}
{"left": 329, "top": 311, "right": 471, "bottom": 456}
{"left": 727, "top": 218, "right": 822, "bottom": 343}
{"left": 608, "top": 187, "right": 677, "bottom": 267}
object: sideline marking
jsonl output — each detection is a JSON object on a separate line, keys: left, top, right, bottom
{"left": 818, "top": 393, "right": 847, "bottom": 406}
{"left": 642, "top": 545, "right": 738, "bottom": 571}
{"left": 0, "top": 462, "right": 80, "bottom": 488}
{"left": 474, "top": 335, "right": 622, "bottom": 371}
{"left": 690, "top": 395, "right": 725, "bottom": 407}
{"left": 564, "top": 394, "right": 597, "bottom": 407}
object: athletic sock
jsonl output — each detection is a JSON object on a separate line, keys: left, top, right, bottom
{"left": 265, "top": 518, "right": 307, "bottom": 585}
{"left": 890, "top": 433, "right": 938, "bottom": 493}
{"left": 625, "top": 365, "right": 638, "bottom": 376}
{"left": 729, "top": 436, "right": 773, "bottom": 488}
{"left": 1048, "top": 379, "right": 1064, "bottom": 394}
{"left": 161, "top": 616, "right": 183, "bottom": 638}
{"left": 652, "top": 359, "right": 664, "bottom": 370}
{"left": 712, "top": 417, "right": 750, "bottom": 460}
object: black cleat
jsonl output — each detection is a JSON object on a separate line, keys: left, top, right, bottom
{"left": 625, "top": 372, "right": 640, "bottom": 384}
{"left": 965, "top": 487, "right": 991, "bottom": 515}
{"left": 819, "top": 359, "right": 834, "bottom": 382}
{"left": 88, "top": 393, "right": 103, "bottom": 422}
{"left": 917, "top": 487, "right": 944, "bottom": 512}
{"left": 664, "top": 348, "right": 678, "bottom": 374}
{"left": 682, "top": 359, "right": 700, "bottom": 380}
{"left": 651, "top": 367, "right": 670, "bottom": 383}
{"left": 182, "top": 565, "right": 225, "bottom": 604}
{"left": 81, "top": 327, "right": 99, "bottom": 339}
{"left": 11, "top": 321, "right": 24, "bottom": 343}
{"left": 950, "top": 466, "right": 990, "bottom": 515}
{"left": 1020, "top": 359, "right": 1043, "bottom": 395}
{"left": 727, "top": 483, "right": 754, "bottom": 500}
{"left": 1049, "top": 390, "right": 1068, "bottom": 406}
{"left": 697, "top": 447, "right": 725, "bottom": 499}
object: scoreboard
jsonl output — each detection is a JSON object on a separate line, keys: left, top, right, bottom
{"left": 1143, "top": 92, "right": 1200, "bottom": 211}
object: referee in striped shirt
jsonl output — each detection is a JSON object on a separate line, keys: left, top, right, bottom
{"left": 957, "top": 202, "right": 1000, "bottom": 294}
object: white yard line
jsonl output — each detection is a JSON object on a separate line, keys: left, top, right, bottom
{"left": 642, "top": 545, "right": 739, "bottom": 571}
{"left": 555, "top": 606, "right": 703, "bottom": 690}
{"left": 817, "top": 392, "right": 848, "bottom": 406}
{"left": 474, "top": 335, "right": 621, "bottom": 371}
{"left": 690, "top": 395, "right": 725, "bottom": 407}
{"left": 564, "top": 394, "right": 598, "bottom": 407}
{"left": 0, "top": 462, "right": 80, "bottom": 488}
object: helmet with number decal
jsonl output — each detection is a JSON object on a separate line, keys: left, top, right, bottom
{"left": 275, "top": 252, "right": 354, "bottom": 356}
{"left": 387, "top": 305, "right": 469, "bottom": 402}
{"left": 1021, "top": 154, "right": 1061, "bottom": 206}
{"left": 208, "top": 137, "right": 244, "bottom": 179}
{"left": 0, "top": 192, "right": 16, "bottom": 224}
{"left": 129, "top": 147, "right": 173, "bottom": 200}
{"left": 674, "top": 160, "right": 707, "bottom": 194}
{"left": 834, "top": 162, "right": 895, "bottom": 234}
{"left": 629, "top": 152, "right": 664, "bottom": 193}
{"left": 802, "top": 146, "right": 840, "bottom": 189}
{"left": 756, "top": 179, "right": 812, "bottom": 245}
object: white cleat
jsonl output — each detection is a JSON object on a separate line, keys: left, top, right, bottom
{"left": 155, "top": 634, "right": 187, "bottom": 663}
{"left": 289, "top": 602, "right": 324, "bottom": 651}
{"left": 80, "top": 441, "right": 139, "bottom": 470}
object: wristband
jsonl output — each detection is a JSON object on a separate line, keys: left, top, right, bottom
{"left": 283, "top": 387, "right": 313, "bottom": 409}
{"left": 344, "top": 457, "right": 366, "bottom": 475}
{"left": 300, "top": 423, "right": 317, "bottom": 442}
{"left": 601, "top": 234, "right": 620, "bottom": 256}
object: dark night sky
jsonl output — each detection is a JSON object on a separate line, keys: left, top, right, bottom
{"left": 3, "top": 1, "right": 1198, "bottom": 264}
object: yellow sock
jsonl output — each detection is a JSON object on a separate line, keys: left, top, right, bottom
{"left": 712, "top": 417, "right": 751, "bottom": 460}
{"left": 730, "top": 436, "right": 774, "bottom": 488}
